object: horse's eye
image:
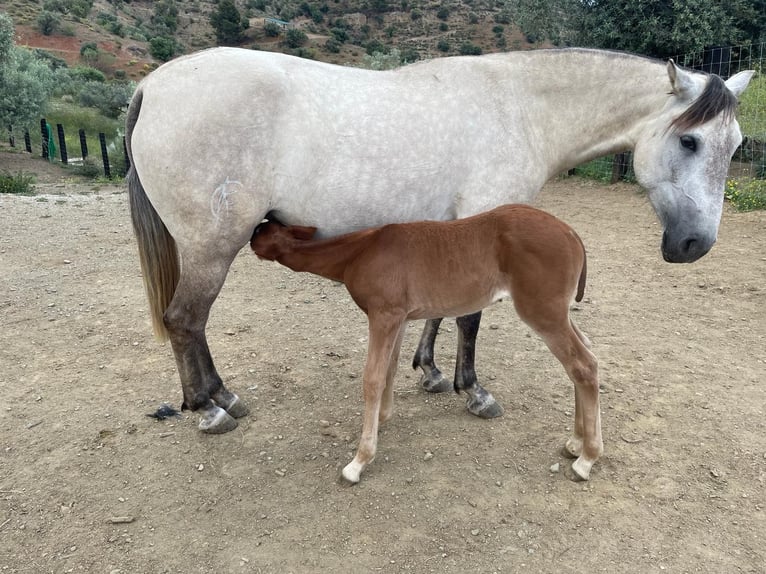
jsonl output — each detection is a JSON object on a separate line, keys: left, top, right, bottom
{"left": 680, "top": 135, "right": 697, "bottom": 152}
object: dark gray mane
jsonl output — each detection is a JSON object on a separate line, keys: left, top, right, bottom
{"left": 671, "top": 74, "right": 737, "bottom": 131}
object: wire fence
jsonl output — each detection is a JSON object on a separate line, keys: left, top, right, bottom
{"left": 574, "top": 42, "right": 765, "bottom": 183}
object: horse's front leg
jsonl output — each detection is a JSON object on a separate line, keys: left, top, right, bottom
{"left": 164, "top": 253, "right": 249, "bottom": 433}
{"left": 454, "top": 311, "right": 504, "bottom": 418}
{"left": 343, "top": 316, "right": 405, "bottom": 484}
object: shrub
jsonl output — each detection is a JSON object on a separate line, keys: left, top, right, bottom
{"left": 264, "top": 21, "right": 281, "bottom": 37}
{"left": 459, "top": 42, "right": 482, "bottom": 55}
{"left": 725, "top": 179, "right": 766, "bottom": 211}
{"left": 0, "top": 172, "right": 35, "bottom": 195}
{"left": 437, "top": 38, "right": 450, "bottom": 52}
{"left": 37, "top": 11, "right": 61, "bottom": 35}
{"left": 285, "top": 29, "right": 308, "bottom": 48}
{"left": 149, "top": 35, "right": 176, "bottom": 61}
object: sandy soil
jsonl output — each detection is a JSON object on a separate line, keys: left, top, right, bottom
{"left": 1, "top": 151, "right": 765, "bottom": 573}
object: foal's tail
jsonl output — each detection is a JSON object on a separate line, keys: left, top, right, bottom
{"left": 125, "top": 88, "right": 179, "bottom": 342}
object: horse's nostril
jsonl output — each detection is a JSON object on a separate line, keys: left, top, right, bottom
{"left": 681, "top": 237, "right": 698, "bottom": 255}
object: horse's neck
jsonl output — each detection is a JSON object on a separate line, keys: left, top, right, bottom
{"left": 508, "top": 50, "right": 670, "bottom": 175}
{"left": 277, "top": 230, "right": 378, "bottom": 283}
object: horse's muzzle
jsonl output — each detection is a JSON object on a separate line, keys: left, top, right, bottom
{"left": 661, "top": 229, "right": 714, "bottom": 263}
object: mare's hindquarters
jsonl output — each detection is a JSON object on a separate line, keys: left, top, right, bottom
{"left": 126, "top": 85, "right": 251, "bottom": 433}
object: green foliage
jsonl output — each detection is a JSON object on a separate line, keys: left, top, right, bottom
{"left": 285, "top": 28, "right": 308, "bottom": 48}
{"left": 79, "top": 42, "right": 99, "bottom": 65}
{"left": 436, "top": 6, "right": 449, "bottom": 20}
{"left": 151, "top": 0, "right": 179, "bottom": 35}
{"left": 149, "top": 36, "right": 177, "bottom": 62}
{"left": 436, "top": 38, "right": 450, "bottom": 52}
{"left": 360, "top": 47, "right": 402, "bottom": 70}
{"left": 0, "top": 171, "right": 35, "bottom": 195}
{"left": 737, "top": 73, "right": 766, "bottom": 141}
{"left": 78, "top": 81, "right": 134, "bottom": 118}
{"left": 0, "top": 36, "right": 55, "bottom": 129}
{"left": 210, "top": 0, "right": 248, "bottom": 46}
{"left": 725, "top": 178, "right": 766, "bottom": 211}
{"left": 37, "top": 11, "right": 61, "bottom": 36}
{"left": 264, "top": 21, "right": 282, "bottom": 37}
{"left": 459, "top": 42, "right": 482, "bottom": 56}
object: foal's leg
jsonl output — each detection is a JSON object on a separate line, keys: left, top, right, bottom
{"left": 379, "top": 326, "right": 406, "bottom": 425}
{"left": 454, "top": 312, "right": 504, "bottom": 418}
{"left": 163, "top": 251, "right": 248, "bottom": 433}
{"left": 342, "top": 316, "right": 406, "bottom": 484}
{"left": 537, "top": 323, "right": 602, "bottom": 481}
{"left": 412, "top": 318, "right": 452, "bottom": 393}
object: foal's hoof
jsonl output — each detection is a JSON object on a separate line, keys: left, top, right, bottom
{"left": 419, "top": 371, "right": 452, "bottom": 394}
{"left": 198, "top": 406, "right": 238, "bottom": 434}
{"left": 466, "top": 397, "right": 504, "bottom": 419}
{"left": 569, "top": 457, "right": 594, "bottom": 482}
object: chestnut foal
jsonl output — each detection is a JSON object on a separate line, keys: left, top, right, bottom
{"left": 251, "top": 204, "right": 602, "bottom": 483}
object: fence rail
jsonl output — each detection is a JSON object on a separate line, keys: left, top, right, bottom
{"left": 6, "top": 120, "right": 128, "bottom": 179}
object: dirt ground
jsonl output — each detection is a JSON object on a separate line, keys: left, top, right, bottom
{"left": 1, "top": 151, "right": 765, "bottom": 573}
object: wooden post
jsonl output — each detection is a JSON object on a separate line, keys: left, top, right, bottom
{"left": 40, "top": 118, "right": 49, "bottom": 159}
{"left": 8, "top": 125, "right": 14, "bottom": 147}
{"left": 56, "top": 124, "right": 68, "bottom": 165}
{"left": 24, "top": 129, "right": 31, "bottom": 153}
{"left": 79, "top": 129, "right": 88, "bottom": 159}
{"left": 99, "top": 132, "right": 111, "bottom": 178}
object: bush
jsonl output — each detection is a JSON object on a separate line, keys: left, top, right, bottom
{"left": 459, "top": 42, "right": 482, "bottom": 55}
{"left": 285, "top": 29, "right": 308, "bottom": 48}
{"left": 725, "top": 179, "right": 766, "bottom": 211}
{"left": 37, "top": 11, "right": 61, "bottom": 35}
{"left": 0, "top": 172, "right": 35, "bottom": 195}
{"left": 149, "top": 36, "right": 176, "bottom": 61}
{"left": 437, "top": 38, "right": 450, "bottom": 52}
{"left": 264, "top": 21, "right": 281, "bottom": 37}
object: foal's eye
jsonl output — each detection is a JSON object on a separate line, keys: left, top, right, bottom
{"left": 680, "top": 135, "right": 697, "bottom": 152}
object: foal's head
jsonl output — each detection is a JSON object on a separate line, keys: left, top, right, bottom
{"left": 250, "top": 220, "right": 318, "bottom": 261}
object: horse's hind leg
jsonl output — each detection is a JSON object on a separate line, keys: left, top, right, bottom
{"left": 412, "top": 318, "right": 452, "bottom": 393}
{"left": 164, "top": 251, "right": 248, "bottom": 433}
{"left": 454, "top": 312, "right": 503, "bottom": 419}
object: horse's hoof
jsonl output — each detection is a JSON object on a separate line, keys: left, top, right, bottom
{"left": 419, "top": 371, "right": 452, "bottom": 393}
{"left": 467, "top": 397, "right": 504, "bottom": 419}
{"left": 562, "top": 437, "right": 583, "bottom": 459}
{"left": 341, "top": 461, "right": 363, "bottom": 484}
{"left": 224, "top": 395, "right": 250, "bottom": 419}
{"left": 569, "top": 457, "right": 593, "bottom": 481}
{"left": 198, "top": 406, "right": 238, "bottom": 434}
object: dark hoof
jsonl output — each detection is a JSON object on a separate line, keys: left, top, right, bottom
{"left": 224, "top": 396, "right": 250, "bottom": 419}
{"left": 198, "top": 406, "right": 239, "bottom": 434}
{"left": 467, "top": 396, "right": 504, "bottom": 419}
{"left": 419, "top": 371, "right": 452, "bottom": 393}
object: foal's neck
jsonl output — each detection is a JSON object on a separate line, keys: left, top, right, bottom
{"left": 277, "top": 229, "right": 378, "bottom": 283}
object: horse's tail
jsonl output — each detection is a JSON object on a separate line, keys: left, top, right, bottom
{"left": 126, "top": 87, "right": 179, "bottom": 342}
{"left": 574, "top": 233, "right": 587, "bottom": 303}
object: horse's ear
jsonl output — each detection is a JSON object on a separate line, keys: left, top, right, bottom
{"left": 725, "top": 69, "right": 755, "bottom": 98}
{"left": 290, "top": 226, "right": 318, "bottom": 240}
{"left": 667, "top": 60, "right": 700, "bottom": 101}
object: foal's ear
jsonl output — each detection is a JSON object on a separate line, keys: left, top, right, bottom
{"left": 290, "top": 225, "right": 318, "bottom": 240}
{"left": 667, "top": 60, "right": 701, "bottom": 101}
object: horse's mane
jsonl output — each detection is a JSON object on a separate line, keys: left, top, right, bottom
{"left": 671, "top": 74, "right": 737, "bottom": 132}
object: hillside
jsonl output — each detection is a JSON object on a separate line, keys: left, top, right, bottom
{"left": 4, "top": 0, "right": 545, "bottom": 79}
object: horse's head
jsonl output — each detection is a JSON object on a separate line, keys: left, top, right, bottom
{"left": 251, "top": 220, "right": 318, "bottom": 261}
{"left": 633, "top": 61, "right": 754, "bottom": 263}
